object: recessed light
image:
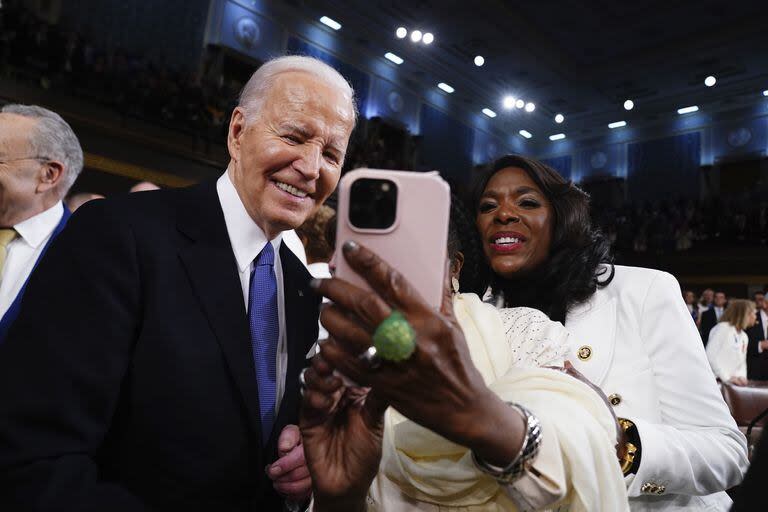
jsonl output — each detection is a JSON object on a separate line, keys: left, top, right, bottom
{"left": 519, "top": 130, "right": 532, "bottom": 139}
{"left": 503, "top": 96, "right": 516, "bottom": 109}
{"left": 319, "top": 16, "right": 341, "bottom": 31}
{"left": 549, "top": 133, "right": 566, "bottom": 141}
{"left": 763, "top": 90, "right": 768, "bottom": 96}
{"left": 384, "top": 52, "right": 403, "bottom": 65}
{"left": 515, "top": 99, "right": 524, "bottom": 109}
{"left": 704, "top": 75, "right": 716, "bottom": 87}
{"left": 624, "top": 99, "right": 634, "bottom": 111}
{"left": 410, "top": 30, "right": 422, "bottom": 43}
{"left": 423, "top": 32, "right": 434, "bottom": 44}
{"left": 437, "top": 82, "right": 454, "bottom": 94}
{"left": 525, "top": 102, "right": 535, "bottom": 112}
{"left": 395, "top": 27, "right": 407, "bottom": 39}
{"left": 608, "top": 120, "right": 627, "bottom": 129}
{"left": 677, "top": 105, "right": 699, "bottom": 115}
{"left": 482, "top": 108, "right": 497, "bottom": 118}
{"left": 554, "top": 113, "right": 564, "bottom": 123}
{"left": 474, "top": 55, "right": 485, "bottom": 67}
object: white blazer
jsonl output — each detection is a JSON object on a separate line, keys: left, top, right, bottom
{"left": 706, "top": 323, "right": 748, "bottom": 382}
{"left": 564, "top": 265, "right": 748, "bottom": 511}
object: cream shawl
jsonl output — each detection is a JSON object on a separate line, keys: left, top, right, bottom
{"left": 368, "top": 293, "right": 629, "bottom": 511}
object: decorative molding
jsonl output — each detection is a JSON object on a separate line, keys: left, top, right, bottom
{"left": 84, "top": 153, "right": 195, "bottom": 187}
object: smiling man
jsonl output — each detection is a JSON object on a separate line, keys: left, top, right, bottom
{"left": 0, "top": 56, "right": 356, "bottom": 511}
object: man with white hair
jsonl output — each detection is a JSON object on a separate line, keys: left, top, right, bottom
{"left": 0, "top": 104, "right": 83, "bottom": 342}
{"left": 0, "top": 56, "right": 356, "bottom": 510}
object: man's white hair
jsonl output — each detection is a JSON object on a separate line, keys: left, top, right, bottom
{"left": 238, "top": 55, "right": 357, "bottom": 122}
{"left": 1, "top": 104, "right": 84, "bottom": 196}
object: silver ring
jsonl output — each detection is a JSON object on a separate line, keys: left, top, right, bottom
{"left": 299, "top": 367, "right": 308, "bottom": 395}
{"left": 358, "top": 345, "right": 382, "bottom": 369}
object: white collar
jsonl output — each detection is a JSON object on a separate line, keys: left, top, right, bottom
{"left": 216, "top": 170, "right": 282, "bottom": 273}
{"left": 13, "top": 201, "right": 64, "bottom": 249}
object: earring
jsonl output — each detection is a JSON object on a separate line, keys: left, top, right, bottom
{"left": 451, "top": 277, "right": 460, "bottom": 294}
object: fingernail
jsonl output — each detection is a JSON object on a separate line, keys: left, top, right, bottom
{"left": 343, "top": 240, "right": 359, "bottom": 253}
{"left": 268, "top": 464, "right": 282, "bottom": 477}
{"left": 309, "top": 278, "right": 322, "bottom": 289}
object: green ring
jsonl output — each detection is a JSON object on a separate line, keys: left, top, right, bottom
{"left": 372, "top": 310, "right": 416, "bottom": 362}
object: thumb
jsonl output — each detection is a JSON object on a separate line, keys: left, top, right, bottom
{"left": 278, "top": 424, "right": 301, "bottom": 456}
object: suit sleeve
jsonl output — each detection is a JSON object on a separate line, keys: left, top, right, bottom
{"left": 705, "top": 325, "right": 730, "bottom": 381}
{"left": 0, "top": 200, "right": 148, "bottom": 510}
{"left": 625, "top": 271, "right": 748, "bottom": 497}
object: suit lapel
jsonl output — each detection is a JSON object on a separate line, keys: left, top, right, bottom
{"left": 176, "top": 182, "right": 264, "bottom": 441}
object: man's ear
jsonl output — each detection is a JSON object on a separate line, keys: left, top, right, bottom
{"left": 227, "top": 107, "right": 247, "bottom": 163}
{"left": 36, "top": 160, "right": 64, "bottom": 194}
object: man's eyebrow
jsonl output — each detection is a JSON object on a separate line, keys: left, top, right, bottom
{"left": 280, "top": 123, "right": 312, "bottom": 138}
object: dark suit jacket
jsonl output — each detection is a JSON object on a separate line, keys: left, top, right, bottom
{"left": 700, "top": 308, "right": 718, "bottom": 346}
{"left": 746, "top": 312, "right": 768, "bottom": 380}
{"left": 0, "top": 182, "right": 320, "bottom": 511}
{"left": 0, "top": 207, "right": 70, "bottom": 343}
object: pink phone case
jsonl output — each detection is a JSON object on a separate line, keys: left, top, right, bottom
{"left": 334, "top": 169, "right": 450, "bottom": 310}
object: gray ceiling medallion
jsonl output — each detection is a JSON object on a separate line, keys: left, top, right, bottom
{"left": 727, "top": 127, "right": 752, "bottom": 148}
{"left": 387, "top": 91, "right": 404, "bottom": 113}
{"left": 234, "top": 16, "right": 260, "bottom": 49}
{"left": 590, "top": 151, "right": 607, "bottom": 169}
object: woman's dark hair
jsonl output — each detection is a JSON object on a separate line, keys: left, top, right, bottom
{"left": 448, "top": 193, "right": 490, "bottom": 297}
{"left": 470, "top": 154, "right": 613, "bottom": 322}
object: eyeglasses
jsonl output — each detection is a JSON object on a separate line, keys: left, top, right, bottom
{"left": 0, "top": 156, "right": 52, "bottom": 166}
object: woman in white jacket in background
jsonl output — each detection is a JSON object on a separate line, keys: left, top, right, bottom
{"left": 706, "top": 300, "right": 757, "bottom": 385}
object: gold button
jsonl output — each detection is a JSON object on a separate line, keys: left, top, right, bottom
{"left": 609, "top": 393, "right": 622, "bottom": 406}
{"left": 656, "top": 485, "right": 666, "bottom": 495}
{"left": 577, "top": 345, "right": 592, "bottom": 361}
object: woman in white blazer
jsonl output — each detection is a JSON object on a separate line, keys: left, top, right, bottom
{"left": 706, "top": 300, "right": 756, "bottom": 385}
{"left": 472, "top": 154, "right": 748, "bottom": 511}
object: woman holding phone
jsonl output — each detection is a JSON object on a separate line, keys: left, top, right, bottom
{"left": 300, "top": 199, "right": 630, "bottom": 511}
{"left": 471, "top": 154, "right": 748, "bottom": 510}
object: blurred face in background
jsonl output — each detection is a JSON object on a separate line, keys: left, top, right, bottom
{"left": 714, "top": 292, "right": 727, "bottom": 308}
{"left": 684, "top": 291, "right": 696, "bottom": 305}
{"left": 702, "top": 289, "right": 714, "bottom": 304}
{"left": 754, "top": 293, "right": 765, "bottom": 311}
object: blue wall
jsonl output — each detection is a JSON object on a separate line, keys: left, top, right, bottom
{"left": 420, "top": 105, "right": 474, "bottom": 182}
{"left": 627, "top": 132, "right": 701, "bottom": 201}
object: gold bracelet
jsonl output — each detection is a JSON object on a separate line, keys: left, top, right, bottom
{"left": 618, "top": 418, "right": 639, "bottom": 475}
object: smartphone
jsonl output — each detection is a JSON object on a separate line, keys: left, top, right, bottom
{"left": 334, "top": 169, "right": 450, "bottom": 310}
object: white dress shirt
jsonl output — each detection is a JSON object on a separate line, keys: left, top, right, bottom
{"left": 0, "top": 201, "right": 64, "bottom": 319}
{"left": 761, "top": 310, "right": 768, "bottom": 341}
{"left": 217, "top": 171, "right": 289, "bottom": 416}
{"left": 706, "top": 323, "right": 748, "bottom": 381}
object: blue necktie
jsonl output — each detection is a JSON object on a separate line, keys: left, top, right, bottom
{"left": 249, "top": 243, "right": 279, "bottom": 445}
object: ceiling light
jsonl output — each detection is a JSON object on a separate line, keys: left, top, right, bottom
{"left": 704, "top": 75, "right": 716, "bottom": 87}
{"left": 763, "top": 90, "right": 767, "bottom": 96}
{"left": 482, "top": 108, "right": 497, "bottom": 118}
{"left": 624, "top": 99, "right": 634, "bottom": 111}
{"left": 423, "top": 32, "right": 434, "bottom": 44}
{"left": 554, "top": 113, "right": 564, "bottom": 123}
{"left": 525, "top": 102, "right": 535, "bottom": 112}
{"left": 395, "top": 27, "right": 407, "bottom": 39}
{"left": 437, "top": 82, "right": 454, "bottom": 93}
{"left": 474, "top": 55, "right": 485, "bottom": 66}
{"left": 677, "top": 105, "right": 699, "bottom": 115}
{"left": 519, "top": 130, "right": 532, "bottom": 139}
{"left": 549, "top": 133, "right": 566, "bottom": 141}
{"left": 503, "top": 96, "right": 516, "bottom": 109}
{"left": 410, "top": 30, "right": 422, "bottom": 43}
{"left": 319, "top": 16, "right": 341, "bottom": 31}
{"left": 515, "top": 99, "right": 524, "bottom": 109}
{"left": 384, "top": 52, "right": 403, "bottom": 65}
{"left": 608, "top": 120, "right": 627, "bottom": 129}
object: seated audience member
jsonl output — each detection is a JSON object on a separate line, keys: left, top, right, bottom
{"left": 706, "top": 299, "right": 757, "bottom": 385}
{"left": 683, "top": 290, "right": 698, "bottom": 322}
{"left": 746, "top": 290, "right": 768, "bottom": 380}
{"left": 301, "top": 202, "right": 630, "bottom": 511}
{"left": 700, "top": 290, "right": 727, "bottom": 345}
{"left": 0, "top": 55, "right": 356, "bottom": 510}
{"left": 128, "top": 180, "right": 160, "bottom": 192}
{"left": 697, "top": 287, "right": 714, "bottom": 326}
{"left": 0, "top": 104, "right": 82, "bottom": 342}
{"left": 65, "top": 191, "right": 104, "bottom": 212}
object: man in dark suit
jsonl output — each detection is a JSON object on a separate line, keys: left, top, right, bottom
{"left": 0, "top": 104, "right": 82, "bottom": 342}
{"left": 746, "top": 291, "right": 768, "bottom": 380}
{"left": 700, "top": 290, "right": 727, "bottom": 346}
{"left": 0, "top": 56, "right": 356, "bottom": 510}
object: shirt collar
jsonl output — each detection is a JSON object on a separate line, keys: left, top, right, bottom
{"left": 13, "top": 201, "right": 64, "bottom": 249}
{"left": 216, "top": 170, "right": 282, "bottom": 273}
